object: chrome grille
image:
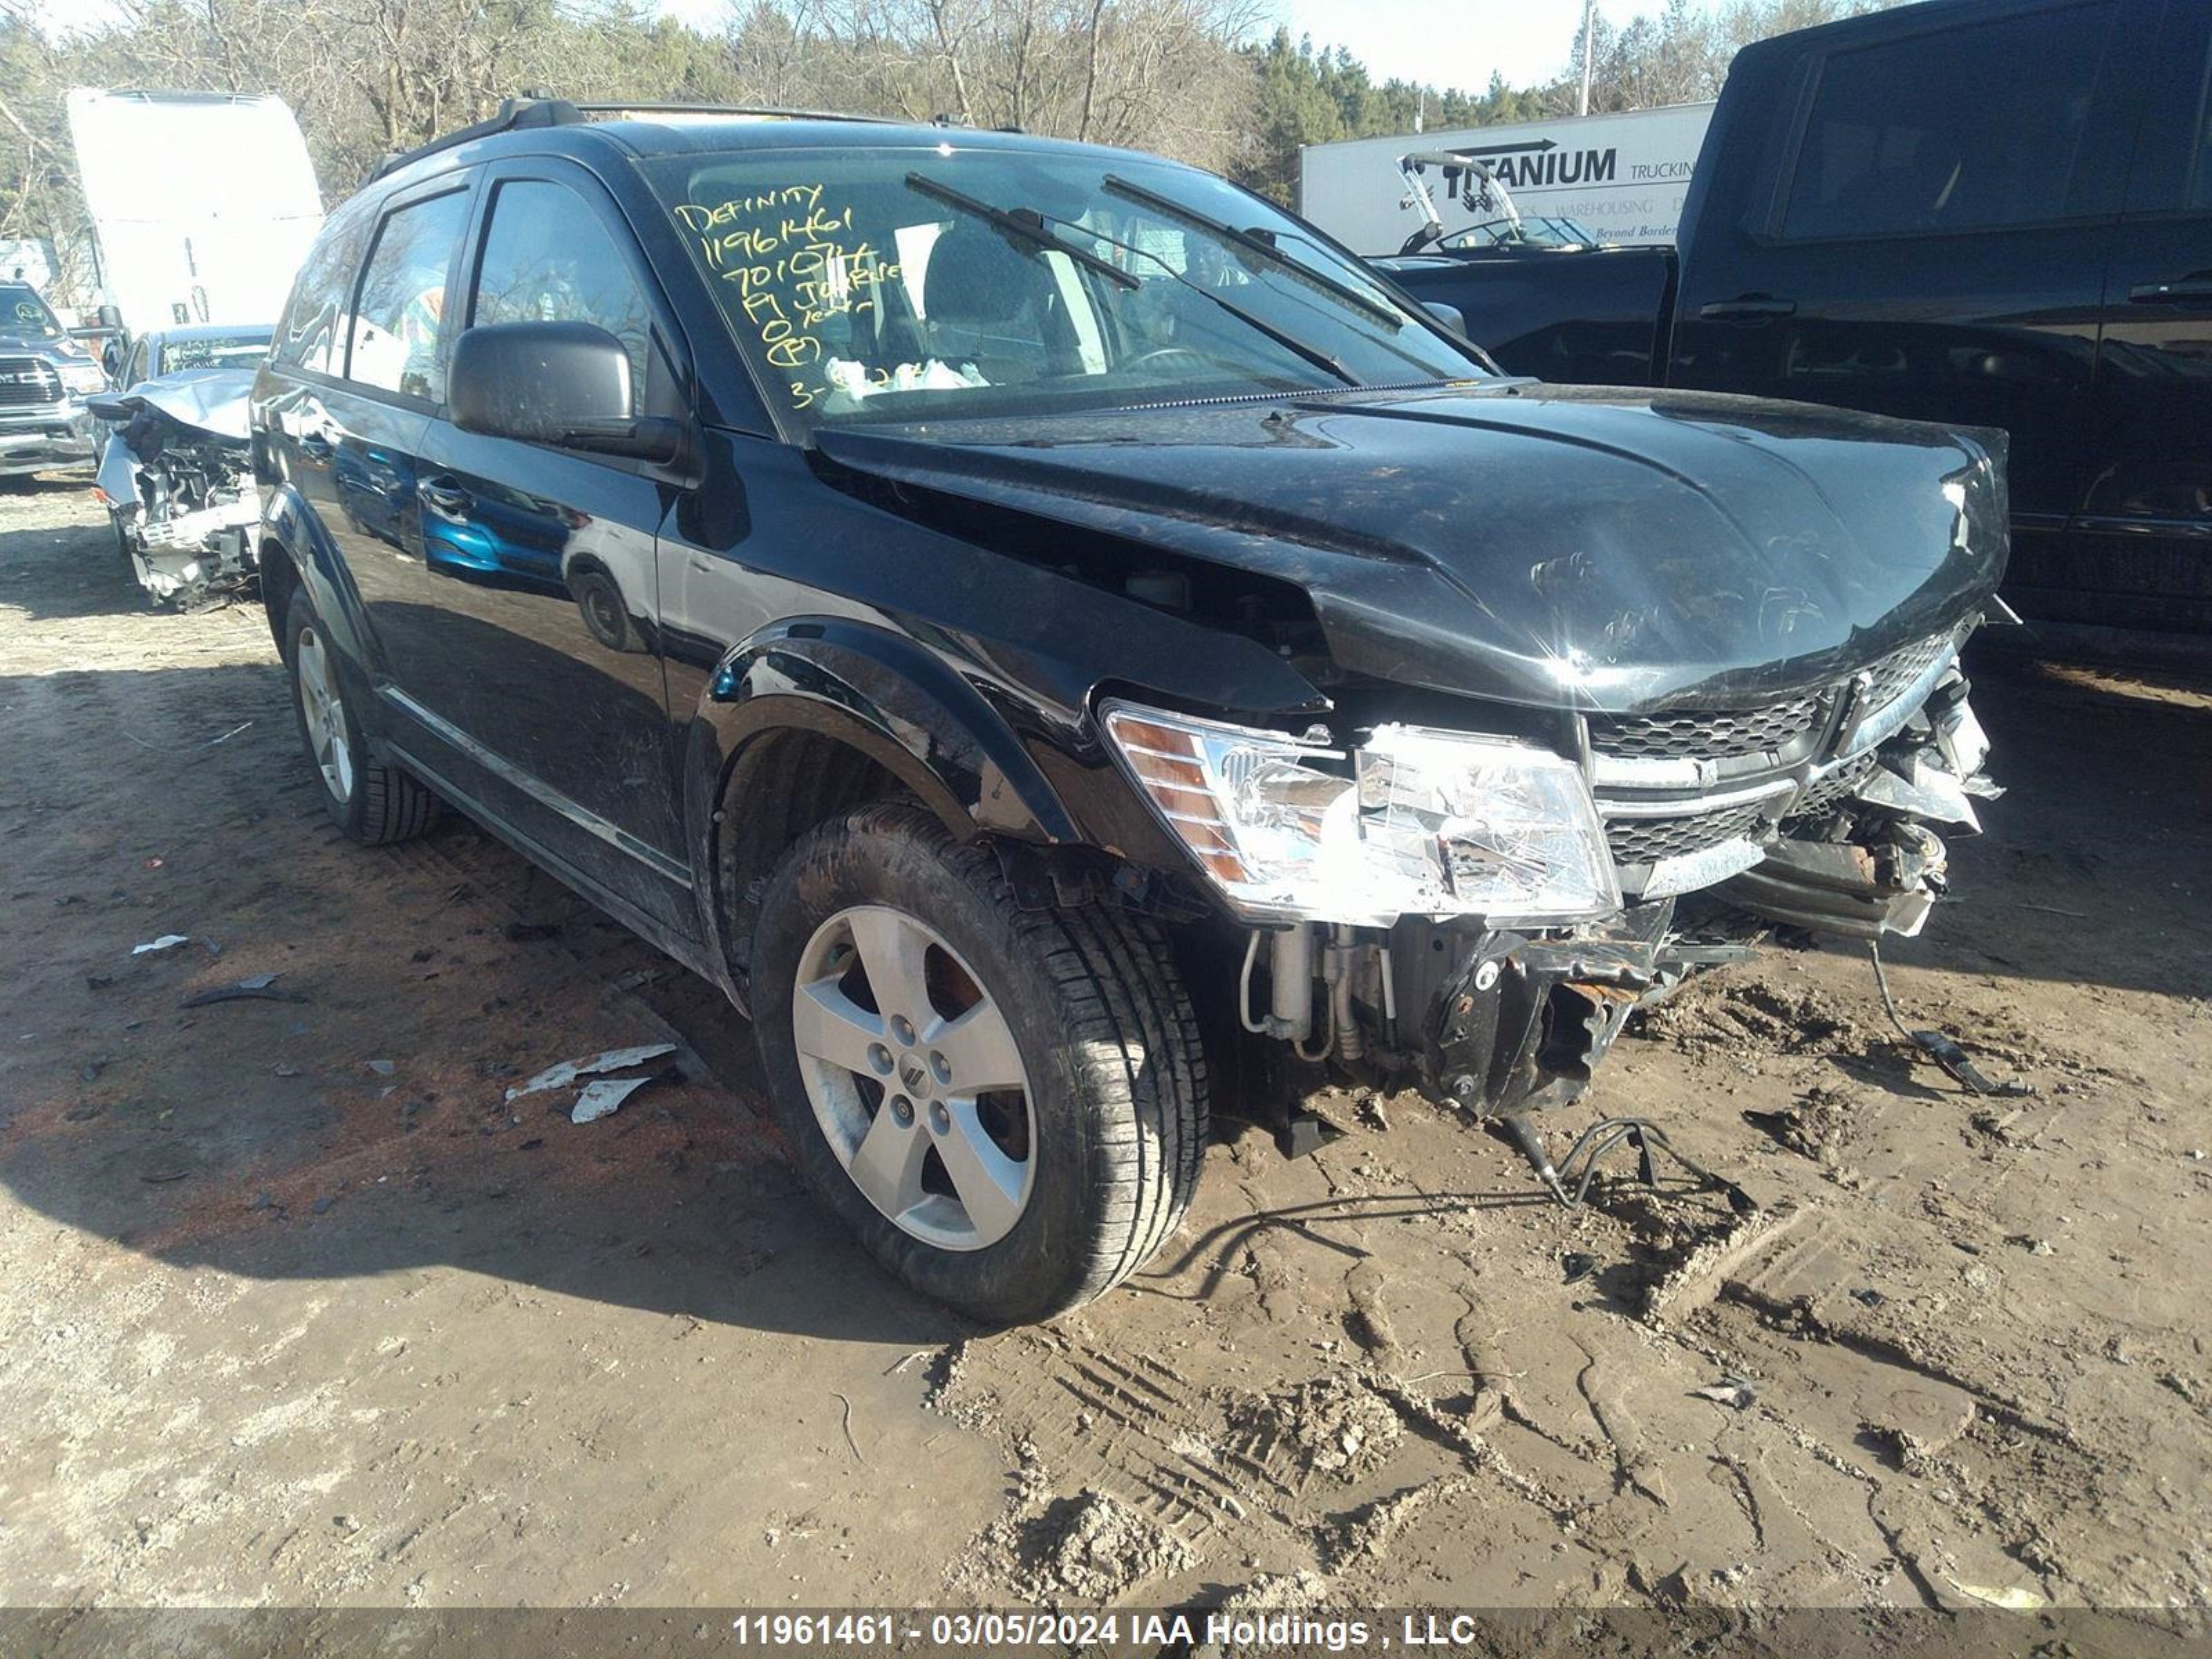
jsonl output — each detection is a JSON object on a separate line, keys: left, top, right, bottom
{"left": 1605, "top": 801, "right": 1771, "bottom": 867}
{"left": 1589, "top": 693, "right": 1822, "bottom": 763}
{"left": 0, "top": 356, "right": 62, "bottom": 409}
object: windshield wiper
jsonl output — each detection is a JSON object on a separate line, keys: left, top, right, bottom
{"left": 1101, "top": 174, "right": 1403, "bottom": 328}
{"left": 1053, "top": 215, "right": 1358, "bottom": 386}
{"left": 1156, "top": 270, "right": 1359, "bottom": 385}
{"left": 904, "top": 173, "right": 1138, "bottom": 292}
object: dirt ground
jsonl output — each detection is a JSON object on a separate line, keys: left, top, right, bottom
{"left": 2, "top": 472, "right": 2209, "bottom": 1632}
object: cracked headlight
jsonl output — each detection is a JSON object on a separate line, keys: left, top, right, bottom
{"left": 1103, "top": 702, "right": 1619, "bottom": 926}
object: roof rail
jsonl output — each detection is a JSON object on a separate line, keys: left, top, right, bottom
{"left": 568, "top": 101, "right": 892, "bottom": 124}
{"left": 371, "top": 95, "right": 894, "bottom": 179}
{"left": 371, "top": 93, "right": 583, "bottom": 181}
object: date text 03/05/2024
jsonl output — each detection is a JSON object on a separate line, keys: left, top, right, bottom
{"left": 726, "top": 1611, "right": 1496, "bottom": 1650}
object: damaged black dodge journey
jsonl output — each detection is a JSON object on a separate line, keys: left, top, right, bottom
{"left": 252, "top": 100, "right": 2007, "bottom": 1323}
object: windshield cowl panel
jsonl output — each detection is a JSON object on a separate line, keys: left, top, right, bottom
{"left": 640, "top": 144, "right": 1487, "bottom": 440}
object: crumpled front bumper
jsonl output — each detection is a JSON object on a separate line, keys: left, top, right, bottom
{"left": 1380, "top": 673, "right": 1999, "bottom": 1114}
{"left": 1384, "top": 911, "right": 1671, "bottom": 1116}
{"left": 1716, "top": 668, "right": 1997, "bottom": 939}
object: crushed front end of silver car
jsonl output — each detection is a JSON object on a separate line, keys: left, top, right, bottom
{"left": 91, "top": 368, "right": 260, "bottom": 607}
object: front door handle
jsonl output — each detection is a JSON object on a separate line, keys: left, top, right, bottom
{"left": 1699, "top": 294, "right": 1797, "bottom": 321}
{"left": 2128, "top": 275, "right": 2212, "bottom": 305}
{"left": 420, "top": 477, "right": 474, "bottom": 516}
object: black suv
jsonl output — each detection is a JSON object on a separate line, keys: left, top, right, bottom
{"left": 252, "top": 100, "right": 2009, "bottom": 1324}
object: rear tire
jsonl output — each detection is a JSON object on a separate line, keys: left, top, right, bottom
{"left": 751, "top": 801, "right": 1208, "bottom": 1325}
{"left": 283, "top": 586, "right": 441, "bottom": 845}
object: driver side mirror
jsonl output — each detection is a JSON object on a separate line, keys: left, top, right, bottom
{"left": 1421, "top": 300, "right": 1468, "bottom": 336}
{"left": 450, "top": 321, "right": 688, "bottom": 468}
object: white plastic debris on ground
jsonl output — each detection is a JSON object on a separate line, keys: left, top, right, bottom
{"left": 132, "top": 935, "right": 189, "bottom": 955}
{"left": 505, "top": 1043, "right": 677, "bottom": 1103}
{"left": 571, "top": 1076, "right": 655, "bottom": 1125}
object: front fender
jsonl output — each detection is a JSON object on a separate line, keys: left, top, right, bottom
{"left": 685, "top": 616, "right": 1082, "bottom": 862}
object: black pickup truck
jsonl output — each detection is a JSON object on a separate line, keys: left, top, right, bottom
{"left": 1382, "top": 0, "right": 2212, "bottom": 638}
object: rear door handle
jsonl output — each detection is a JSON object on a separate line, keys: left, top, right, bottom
{"left": 420, "top": 477, "right": 474, "bottom": 516}
{"left": 2128, "top": 276, "right": 2212, "bottom": 305}
{"left": 1698, "top": 295, "right": 1797, "bottom": 321}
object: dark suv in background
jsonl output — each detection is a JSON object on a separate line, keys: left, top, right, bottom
{"left": 0, "top": 280, "right": 109, "bottom": 480}
{"left": 1382, "top": 0, "right": 2212, "bottom": 639}
{"left": 252, "top": 100, "right": 2008, "bottom": 1324}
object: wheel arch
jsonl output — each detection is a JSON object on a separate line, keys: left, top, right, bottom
{"left": 687, "top": 618, "right": 1084, "bottom": 990}
{"left": 259, "top": 481, "right": 375, "bottom": 671}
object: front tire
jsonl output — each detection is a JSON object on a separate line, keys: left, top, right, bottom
{"left": 570, "top": 565, "right": 632, "bottom": 652}
{"left": 283, "top": 587, "right": 441, "bottom": 845}
{"left": 752, "top": 802, "right": 1208, "bottom": 1325}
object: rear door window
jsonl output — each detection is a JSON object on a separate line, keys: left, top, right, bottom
{"left": 346, "top": 189, "right": 471, "bottom": 403}
{"left": 467, "top": 178, "right": 653, "bottom": 415}
{"left": 1783, "top": 3, "right": 2117, "bottom": 239}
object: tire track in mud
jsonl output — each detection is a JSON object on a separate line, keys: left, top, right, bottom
{"left": 935, "top": 1330, "right": 1302, "bottom": 1549}
{"left": 930, "top": 1322, "right": 1606, "bottom": 1600}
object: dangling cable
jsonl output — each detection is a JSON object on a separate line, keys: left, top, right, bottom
{"left": 1868, "top": 942, "right": 2032, "bottom": 1098}
{"left": 1505, "top": 1111, "right": 1756, "bottom": 1214}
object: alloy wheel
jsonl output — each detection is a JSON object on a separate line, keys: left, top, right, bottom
{"left": 791, "top": 904, "right": 1035, "bottom": 1250}
{"left": 294, "top": 626, "right": 355, "bottom": 803}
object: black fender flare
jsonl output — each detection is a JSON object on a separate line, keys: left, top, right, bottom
{"left": 684, "top": 616, "right": 1082, "bottom": 922}
{"left": 259, "top": 480, "right": 378, "bottom": 676}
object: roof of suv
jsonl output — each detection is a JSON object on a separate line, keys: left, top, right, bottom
{"left": 371, "top": 104, "right": 1163, "bottom": 194}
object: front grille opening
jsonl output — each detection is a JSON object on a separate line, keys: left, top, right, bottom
{"left": 1590, "top": 693, "right": 1822, "bottom": 763}
{"left": 1786, "top": 752, "right": 1880, "bottom": 825}
{"left": 1604, "top": 800, "right": 1771, "bottom": 867}
{"left": 1862, "top": 632, "right": 1951, "bottom": 713}
{"left": 0, "top": 357, "right": 62, "bottom": 409}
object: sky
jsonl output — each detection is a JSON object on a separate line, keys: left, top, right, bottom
{"left": 1264, "top": 0, "right": 1653, "bottom": 91}
{"left": 32, "top": 0, "right": 1653, "bottom": 95}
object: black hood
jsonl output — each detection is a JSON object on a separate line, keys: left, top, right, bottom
{"left": 814, "top": 384, "right": 2008, "bottom": 713}
{"left": 0, "top": 330, "right": 86, "bottom": 357}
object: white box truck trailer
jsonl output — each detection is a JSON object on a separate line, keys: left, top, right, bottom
{"left": 64, "top": 88, "right": 324, "bottom": 339}
{"left": 1296, "top": 102, "right": 1715, "bottom": 255}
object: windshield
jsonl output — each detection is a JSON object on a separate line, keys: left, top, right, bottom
{"left": 0, "top": 283, "right": 64, "bottom": 339}
{"left": 640, "top": 145, "right": 1487, "bottom": 435}
{"left": 160, "top": 333, "right": 271, "bottom": 373}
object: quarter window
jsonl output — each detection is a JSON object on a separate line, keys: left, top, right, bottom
{"left": 347, "top": 190, "right": 471, "bottom": 402}
{"left": 1783, "top": 4, "right": 2115, "bottom": 239}
{"left": 469, "top": 178, "right": 653, "bottom": 414}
